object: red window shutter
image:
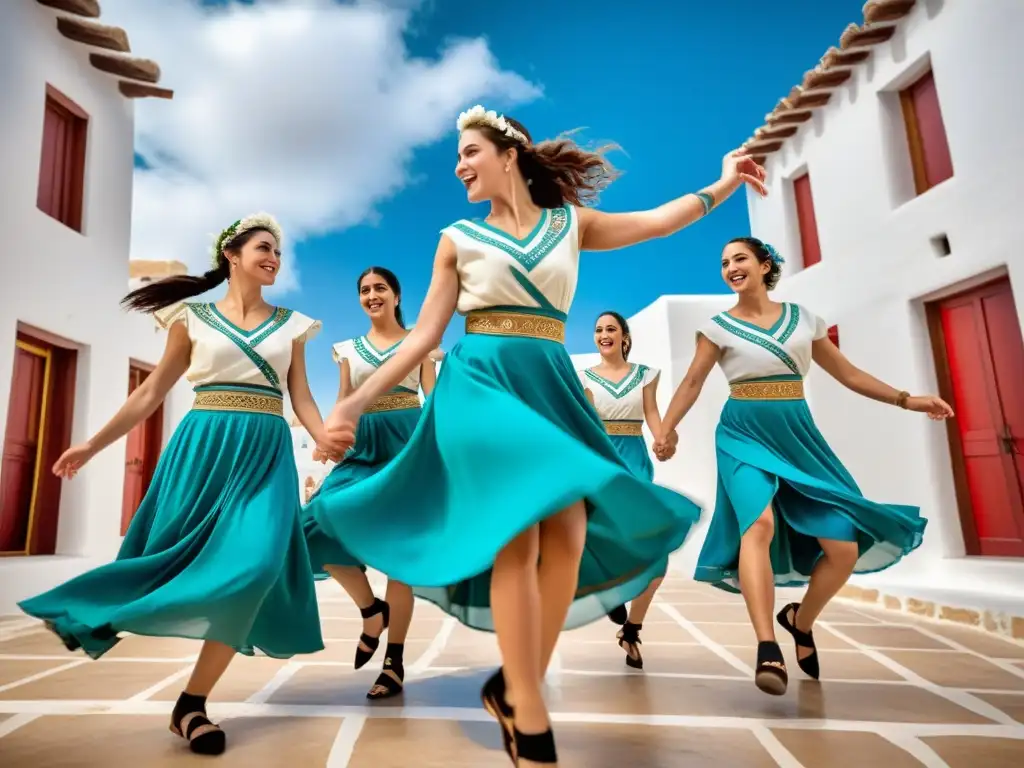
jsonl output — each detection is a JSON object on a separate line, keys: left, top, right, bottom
{"left": 36, "top": 102, "right": 66, "bottom": 219}
{"left": 36, "top": 87, "right": 87, "bottom": 232}
{"left": 908, "top": 70, "right": 953, "bottom": 190}
{"left": 793, "top": 174, "right": 822, "bottom": 268}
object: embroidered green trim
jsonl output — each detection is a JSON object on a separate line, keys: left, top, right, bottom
{"left": 712, "top": 315, "right": 800, "bottom": 375}
{"left": 452, "top": 205, "right": 571, "bottom": 272}
{"left": 189, "top": 304, "right": 291, "bottom": 388}
{"left": 584, "top": 364, "right": 648, "bottom": 399}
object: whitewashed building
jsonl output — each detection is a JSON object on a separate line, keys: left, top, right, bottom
{"left": 0, "top": 0, "right": 189, "bottom": 613}
{"left": 573, "top": 0, "right": 1024, "bottom": 635}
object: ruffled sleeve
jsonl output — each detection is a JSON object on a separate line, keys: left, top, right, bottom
{"left": 577, "top": 368, "right": 591, "bottom": 390}
{"left": 696, "top": 316, "right": 725, "bottom": 349}
{"left": 641, "top": 364, "right": 661, "bottom": 387}
{"left": 802, "top": 306, "right": 829, "bottom": 341}
{"left": 290, "top": 312, "right": 322, "bottom": 344}
{"left": 331, "top": 340, "right": 350, "bottom": 364}
{"left": 153, "top": 302, "right": 189, "bottom": 330}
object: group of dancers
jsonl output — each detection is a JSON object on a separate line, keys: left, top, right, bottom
{"left": 18, "top": 105, "right": 954, "bottom": 766}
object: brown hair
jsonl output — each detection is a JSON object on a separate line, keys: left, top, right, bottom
{"left": 596, "top": 310, "right": 632, "bottom": 360}
{"left": 726, "top": 237, "right": 783, "bottom": 291}
{"left": 121, "top": 227, "right": 272, "bottom": 313}
{"left": 472, "top": 117, "right": 620, "bottom": 208}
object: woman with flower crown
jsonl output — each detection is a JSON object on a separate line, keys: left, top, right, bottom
{"left": 18, "top": 214, "right": 350, "bottom": 756}
{"left": 312, "top": 105, "right": 767, "bottom": 766}
{"left": 655, "top": 236, "right": 953, "bottom": 698}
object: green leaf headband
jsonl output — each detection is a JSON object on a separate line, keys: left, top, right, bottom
{"left": 210, "top": 212, "right": 284, "bottom": 270}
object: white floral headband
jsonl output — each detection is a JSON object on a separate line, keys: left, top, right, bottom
{"left": 456, "top": 105, "right": 529, "bottom": 145}
{"left": 211, "top": 212, "right": 283, "bottom": 269}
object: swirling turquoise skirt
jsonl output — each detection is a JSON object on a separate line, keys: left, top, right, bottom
{"left": 608, "top": 432, "right": 654, "bottom": 481}
{"left": 696, "top": 377, "right": 926, "bottom": 593}
{"left": 302, "top": 402, "right": 421, "bottom": 578}
{"left": 312, "top": 330, "right": 700, "bottom": 631}
{"left": 18, "top": 394, "right": 324, "bottom": 659}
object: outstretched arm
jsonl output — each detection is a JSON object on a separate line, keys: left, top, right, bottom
{"left": 578, "top": 149, "right": 767, "bottom": 252}
{"left": 660, "top": 335, "right": 721, "bottom": 437}
{"left": 812, "top": 337, "right": 954, "bottom": 419}
{"left": 326, "top": 236, "right": 459, "bottom": 428}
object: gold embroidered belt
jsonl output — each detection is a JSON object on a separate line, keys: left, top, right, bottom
{"left": 465, "top": 310, "right": 565, "bottom": 343}
{"left": 729, "top": 380, "right": 805, "bottom": 401}
{"left": 366, "top": 392, "right": 421, "bottom": 413}
{"left": 604, "top": 420, "right": 643, "bottom": 436}
{"left": 192, "top": 388, "right": 284, "bottom": 415}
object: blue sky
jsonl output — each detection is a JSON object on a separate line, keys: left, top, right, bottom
{"left": 132, "top": 0, "right": 867, "bottom": 409}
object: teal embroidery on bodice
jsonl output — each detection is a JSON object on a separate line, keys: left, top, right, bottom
{"left": 777, "top": 304, "right": 801, "bottom": 344}
{"left": 584, "top": 364, "right": 648, "bottom": 399}
{"left": 451, "top": 204, "right": 571, "bottom": 272}
{"left": 353, "top": 336, "right": 401, "bottom": 369}
{"left": 189, "top": 303, "right": 293, "bottom": 389}
{"left": 712, "top": 314, "right": 801, "bottom": 376}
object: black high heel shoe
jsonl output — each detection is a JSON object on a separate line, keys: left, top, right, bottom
{"left": 354, "top": 598, "right": 390, "bottom": 670}
{"left": 514, "top": 728, "right": 557, "bottom": 764}
{"left": 169, "top": 691, "right": 226, "bottom": 755}
{"left": 480, "top": 669, "right": 516, "bottom": 763}
{"left": 754, "top": 640, "right": 788, "bottom": 696}
{"left": 776, "top": 602, "right": 820, "bottom": 680}
{"left": 617, "top": 621, "right": 644, "bottom": 669}
{"left": 367, "top": 643, "right": 404, "bottom": 700}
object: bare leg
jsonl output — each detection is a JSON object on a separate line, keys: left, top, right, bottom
{"left": 325, "top": 564, "right": 384, "bottom": 655}
{"left": 184, "top": 640, "right": 235, "bottom": 696}
{"left": 626, "top": 577, "right": 664, "bottom": 626}
{"left": 170, "top": 639, "right": 235, "bottom": 754}
{"left": 366, "top": 579, "right": 414, "bottom": 698}
{"left": 617, "top": 576, "right": 664, "bottom": 666}
{"left": 738, "top": 505, "right": 777, "bottom": 642}
{"left": 788, "top": 538, "right": 858, "bottom": 661}
{"left": 537, "top": 501, "right": 587, "bottom": 677}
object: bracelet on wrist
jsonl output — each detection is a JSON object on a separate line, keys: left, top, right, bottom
{"left": 695, "top": 191, "right": 715, "bottom": 216}
{"left": 894, "top": 391, "right": 910, "bottom": 409}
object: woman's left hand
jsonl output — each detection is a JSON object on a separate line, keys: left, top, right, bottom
{"left": 905, "top": 395, "right": 955, "bottom": 420}
{"left": 721, "top": 148, "right": 768, "bottom": 197}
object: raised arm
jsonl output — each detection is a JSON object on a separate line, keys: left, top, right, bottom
{"left": 326, "top": 236, "right": 459, "bottom": 430}
{"left": 578, "top": 150, "right": 767, "bottom": 252}
{"left": 660, "top": 334, "right": 721, "bottom": 438}
{"left": 53, "top": 321, "right": 191, "bottom": 477}
{"left": 812, "top": 337, "right": 954, "bottom": 419}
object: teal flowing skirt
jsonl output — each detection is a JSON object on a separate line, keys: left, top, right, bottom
{"left": 696, "top": 378, "right": 926, "bottom": 593}
{"left": 608, "top": 430, "right": 668, "bottom": 584}
{"left": 19, "top": 389, "right": 324, "bottom": 659}
{"left": 302, "top": 402, "right": 421, "bottom": 578}
{"left": 312, "top": 330, "right": 700, "bottom": 631}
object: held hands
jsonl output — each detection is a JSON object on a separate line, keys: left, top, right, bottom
{"left": 722, "top": 148, "right": 768, "bottom": 198}
{"left": 52, "top": 442, "right": 99, "bottom": 479}
{"left": 905, "top": 395, "right": 955, "bottom": 420}
{"left": 652, "top": 429, "right": 679, "bottom": 462}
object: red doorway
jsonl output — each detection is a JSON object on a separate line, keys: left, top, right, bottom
{"left": 929, "top": 277, "right": 1024, "bottom": 556}
{"left": 121, "top": 363, "right": 163, "bottom": 535}
{"left": 1, "top": 330, "right": 77, "bottom": 555}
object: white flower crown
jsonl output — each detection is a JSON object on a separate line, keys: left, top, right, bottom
{"left": 456, "top": 105, "right": 529, "bottom": 145}
{"left": 210, "top": 212, "right": 284, "bottom": 269}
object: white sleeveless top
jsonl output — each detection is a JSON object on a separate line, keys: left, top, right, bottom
{"left": 440, "top": 203, "right": 580, "bottom": 315}
{"left": 697, "top": 303, "right": 827, "bottom": 382}
{"left": 154, "top": 301, "right": 321, "bottom": 392}
{"left": 332, "top": 336, "right": 421, "bottom": 392}
{"left": 579, "top": 363, "right": 661, "bottom": 422}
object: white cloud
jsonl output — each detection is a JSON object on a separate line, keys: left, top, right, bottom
{"left": 100, "top": 0, "right": 540, "bottom": 293}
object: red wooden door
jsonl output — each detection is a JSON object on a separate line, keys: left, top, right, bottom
{"left": 1, "top": 343, "right": 49, "bottom": 553}
{"left": 940, "top": 279, "right": 1024, "bottom": 556}
{"left": 121, "top": 367, "right": 148, "bottom": 534}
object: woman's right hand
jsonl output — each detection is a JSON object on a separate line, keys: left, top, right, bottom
{"left": 53, "top": 442, "right": 98, "bottom": 479}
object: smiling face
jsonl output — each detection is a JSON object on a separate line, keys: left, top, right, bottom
{"left": 594, "top": 313, "right": 627, "bottom": 361}
{"left": 721, "top": 242, "right": 770, "bottom": 295}
{"left": 359, "top": 271, "right": 398, "bottom": 321}
{"left": 227, "top": 229, "right": 280, "bottom": 287}
{"left": 455, "top": 127, "right": 513, "bottom": 203}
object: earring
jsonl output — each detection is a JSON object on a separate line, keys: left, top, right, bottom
{"left": 505, "top": 165, "right": 510, "bottom": 173}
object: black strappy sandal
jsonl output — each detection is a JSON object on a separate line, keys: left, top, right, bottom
{"left": 607, "top": 604, "right": 628, "bottom": 625}
{"left": 617, "top": 621, "right": 644, "bottom": 669}
{"left": 354, "top": 598, "right": 390, "bottom": 670}
{"left": 514, "top": 728, "right": 558, "bottom": 765}
{"left": 776, "top": 602, "right": 820, "bottom": 680}
{"left": 481, "top": 668, "right": 516, "bottom": 764}
{"left": 366, "top": 643, "right": 404, "bottom": 700}
{"left": 754, "top": 641, "right": 788, "bottom": 696}
{"left": 169, "top": 691, "right": 226, "bottom": 755}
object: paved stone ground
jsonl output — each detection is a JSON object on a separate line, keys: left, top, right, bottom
{"left": 1, "top": 574, "right": 1023, "bottom": 766}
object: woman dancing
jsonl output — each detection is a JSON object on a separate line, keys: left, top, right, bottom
{"left": 657, "top": 237, "right": 953, "bottom": 696}
{"left": 302, "top": 266, "right": 437, "bottom": 701}
{"left": 19, "top": 214, "right": 350, "bottom": 755}
{"left": 579, "top": 311, "right": 672, "bottom": 670}
{"left": 314, "top": 106, "right": 766, "bottom": 765}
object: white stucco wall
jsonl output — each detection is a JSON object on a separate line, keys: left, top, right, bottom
{"left": 745, "top": 0, "right": 1024, "bottom": 605}
{"left": 0, "top": 3, "right": 191, "bottom": 611}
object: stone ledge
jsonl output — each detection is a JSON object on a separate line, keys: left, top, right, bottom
{"left": 838, "top": 584, "right": 1024, "bottom": 642}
